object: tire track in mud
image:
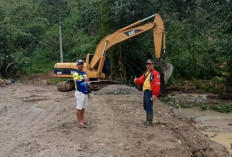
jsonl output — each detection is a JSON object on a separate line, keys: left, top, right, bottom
{"left": 83, "top": 96, "right": 129, "bottom": 157}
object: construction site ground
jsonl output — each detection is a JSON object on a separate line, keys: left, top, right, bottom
{"left": 0, "top": 83, "right": 230, "bottom": 157}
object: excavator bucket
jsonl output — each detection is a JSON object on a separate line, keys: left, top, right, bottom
{"left": 153, "top": 14, "right": 173, "bottom": 84}
{"left": 161, "top": 62, "right": 173, "bottom": 84}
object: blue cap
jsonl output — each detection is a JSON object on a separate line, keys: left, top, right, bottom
{"left": 77, "top": 59, "right": 84, "bottom": 65}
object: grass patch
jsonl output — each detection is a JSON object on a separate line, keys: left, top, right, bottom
{"left": 200, "top": 103, "right": 232, "bottom": 113}
{"left": 192, "top": 77, "right": 227, "bottom": 94}
{"left": 160, "top": 97, "right": 232, "bottom": 113}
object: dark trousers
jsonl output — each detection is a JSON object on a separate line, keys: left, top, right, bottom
{"left": 143, "top": 90, "right": 153, "bottom": 114}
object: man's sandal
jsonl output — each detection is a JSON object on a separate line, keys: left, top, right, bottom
{"left": 79, "top": 124, "right": 87, "bottom": 128}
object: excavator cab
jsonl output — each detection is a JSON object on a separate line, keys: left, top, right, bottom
{"left": 85, "top": 54, "right": 110, "bottom": 78}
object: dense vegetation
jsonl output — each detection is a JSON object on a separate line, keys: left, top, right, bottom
{"left": 0, "top": 0, "right": 231, "bottom": 94}
{"left": 161, "top": 96, "right": 232, "bottom": 113}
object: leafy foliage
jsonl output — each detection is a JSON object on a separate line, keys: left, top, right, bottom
{"left": 0, "top": 0, "right": 231, "bottom": 93}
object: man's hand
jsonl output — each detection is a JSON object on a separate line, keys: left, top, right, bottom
{"left": 84, "top": 77, "right": 89, "bottom": 81}
{"left": 134, "top": 76, "right": 137, "bottom": 84}
{"left": 88, "top": 94, "right": 90, "bottom": 99}
{"left": 152, "top": 95, "right": 157, "bottom": 101}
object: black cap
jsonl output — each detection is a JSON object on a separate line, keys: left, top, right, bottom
{"left": 77, "top": 59, "right": 84, "bottom": 65}
{"left": 146, "top": 59, "right": 154, "bottom": 64}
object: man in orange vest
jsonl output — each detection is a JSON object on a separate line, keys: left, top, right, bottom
{"left": 134, "top": 59, "right": 161, "bottom": 125}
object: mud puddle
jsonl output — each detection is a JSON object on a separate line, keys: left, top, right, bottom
{"left": 202, "top": 132, "right": 232, "bottom": 155}
{"left": 173, "top": 108, "right": 232, "bottom": 155}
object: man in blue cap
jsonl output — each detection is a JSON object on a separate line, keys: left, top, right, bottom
{"left": 73, "top": 59, "right": 89, "bottom": 128}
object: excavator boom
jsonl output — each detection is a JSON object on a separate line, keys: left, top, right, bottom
{"left": 89, "top": 14, "right": 166, "bottom": 70}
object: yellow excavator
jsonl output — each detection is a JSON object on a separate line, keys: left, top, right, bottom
{"left": 54, "top": 13, "right": 173, "bottom": 92}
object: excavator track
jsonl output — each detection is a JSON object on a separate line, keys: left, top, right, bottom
{"left": 57, "top": 80, "right": 75, "bottom": 92}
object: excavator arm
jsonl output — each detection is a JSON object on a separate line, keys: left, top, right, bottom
{"left": 89, "top": 14, "right": 166, "bottom": 72}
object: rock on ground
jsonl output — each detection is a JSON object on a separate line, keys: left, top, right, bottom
{"left": 94, "top": 84, "right": 141, "bottom": 95}
{"left": 0, "top": 78, "right": 11, "bottom": 87}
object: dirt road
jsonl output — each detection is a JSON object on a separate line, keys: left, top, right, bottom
{"left": 0, "top": 84, "right": 230, "bottom": 157}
